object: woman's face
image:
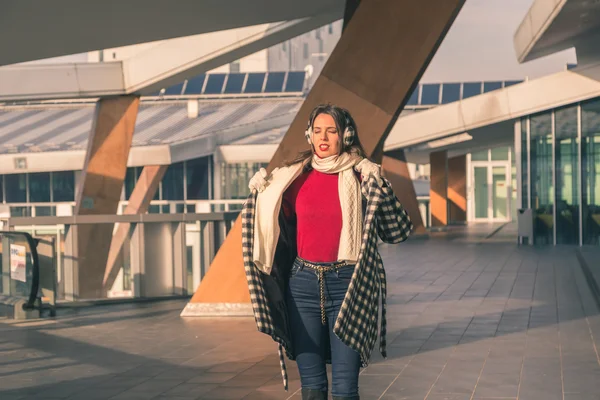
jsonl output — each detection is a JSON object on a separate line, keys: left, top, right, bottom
{"left": 312, "top": 113, "right": 340, "bottom": 158}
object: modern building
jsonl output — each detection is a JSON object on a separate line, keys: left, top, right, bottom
{"left": 2, "top": 0, "right": 600, "bottom": 307}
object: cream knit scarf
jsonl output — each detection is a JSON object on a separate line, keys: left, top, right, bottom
{"left": 253, "top": 152, "right": 362, "bottom": 275}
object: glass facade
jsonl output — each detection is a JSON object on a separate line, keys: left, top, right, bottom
{"left": 582, "top": 100, "right": 600, "bottom": 245}
{"left": 0, "top": 156, "right": 211, "bottom": 215}
{"left": 5, "top": 174, "right": 27, "bottom": 203}
{"left": 519, "top": 99, "right": 600, "bottom": 246}
{"left": 221, "top": 162, "right": 268, "bottom": 199}
{"left": 554, "top": 106, "right": 579, "bottom": 244}
{"left": 29, "top": 172, "right": 51, "bottom": 202}
{"left": 52, "top": 171, "right": 75, "bottom": 202}
{"left": 162, "top": 162, "right": 184, "bottom": 201}
{"left": 186, "top": 157, "right": 210, "bottom": 200}
{"left": 529, "top": 113, "right": 553, "bottom": 244}
{"left": 521, "top": 119, "right": 528, "bottom": 209}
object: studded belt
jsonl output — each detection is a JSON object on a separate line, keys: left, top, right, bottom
{"left": 296, "top": 257, "right": 349, "bottom": 325}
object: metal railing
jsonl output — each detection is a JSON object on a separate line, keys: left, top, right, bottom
{"left": 0, "top": 231, "right": 40, "bottom": 312}
{"left": 1, "top": 199, "right": 246, "bottom": 218}
{"left": 2, "top": 211, "right": 239, "bottom": 303}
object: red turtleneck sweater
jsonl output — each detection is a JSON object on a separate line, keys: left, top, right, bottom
{"left": 282, "top": 169, "right": 344, "bottom": 263}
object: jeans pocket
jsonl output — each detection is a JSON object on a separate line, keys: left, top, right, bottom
{"left": 336, "top": 264, "right": 355, "bottom": 283}
{"left": 289, "top": 259, "right": 302, "bottom": 279}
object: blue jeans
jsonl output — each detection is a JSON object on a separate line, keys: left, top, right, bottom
{"left": 286, "top": 257, "right": 361, "bottom": 398}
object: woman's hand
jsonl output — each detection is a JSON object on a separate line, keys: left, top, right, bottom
{"left": 355, "top": 158, "right": 383, "bottom": 186}
{"left": 248, "top": 167, "right": 278, "bottom": 193}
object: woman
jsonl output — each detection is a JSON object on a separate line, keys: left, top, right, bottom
{"left": 242, "top": 104, "right": 413, "bottom": 400}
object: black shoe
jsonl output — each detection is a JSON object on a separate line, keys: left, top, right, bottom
{"left": 301, "top": 388, "right": 327, "bottom": 400}
{"left": 332, "top": 396, "right": 360, "bottom": 400}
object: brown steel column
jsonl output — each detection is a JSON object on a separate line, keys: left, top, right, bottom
{"left": 448, "top": 155, "right": 467, "bottom": 224}
{"left": 382, "top": 149, "right": 426, "bottom": 235}
{"left": 430, "top": 150, "right": 448, "bottom": 228}
{"left": 74, "top": 96, "right": 140, "bottom": 299}
{"left": 185, "top": 0, "right": 465, "bottom": 314}
{"left": 103, "top": 165, "right": 167, "bottom": 293}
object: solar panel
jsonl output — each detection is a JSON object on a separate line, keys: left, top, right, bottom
{"left": 406, "top": 86, "right": 419, "bottom": 105}
{"left": 284, "top": 71, "right": 305, "bottom": 92}
{"left": 264, "top": 72, "right": 285, "bottom": 93}
{"left": 441, "top": 83, "right": 460, "bottom": 104}
{"left": 483, "top": 81, "right": 502, "bottom": 93}
{"left": 224, "top": 73, "right": 246, "bottom": 94}
{"left": 163, "top": 83, "right": 184, "bottom": 96}
{"left": 462, "top": 82, "right": 482, "bottom": 99}
{"left": 421, "top": 84, "right": 440, "bottom": 105}
{"left": 244, "top": 73, "right": 266, "bottom": 93}
{"left": 503, "top": 80, "right": 522, "bottom": 88}
{"left": 204, "top": 74, "right": 227, "bottom": 94}
{"left": 184, "top": 75, "right": 206, "bottom": 94}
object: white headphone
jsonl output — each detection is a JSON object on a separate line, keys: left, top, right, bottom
{"left": 304, "top": 114, "right": 355, "bottom": 148}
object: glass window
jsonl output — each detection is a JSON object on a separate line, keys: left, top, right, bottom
{"left": 285, "top": 71, "right": 306, "bottom": 92}
{"left": 530, "top": 112, "right": 554, "bottom": 244}
{"left": 124, "top": 167, "right": 140, "bottom": 200}
{"left": 52, "top": 171, "right": 75, "bottom": 202}
{"left": 224, "top": 73, "right": 245, "bottom": 94}
{"left": 222, "top": 162, "right": 267, "bottom": 199}
{"left": 264, "top": 72, "right": 285, "bottom": 93}
{"left": 462, "top": 82, "right": 482, "bottom": 99}
{"left": 406, "top": 86, "right": 419, "bottom": 106}
{"left": 29, "top": 172, "right": 50, "bottom": 202}
{"left": 162, "top": 162, "right": 184, "bottom": 201}
{"left": 441, "top": 83, "right": 460, "bottom": 104}
{"left": 329, "top": 23, "right": 334, "bottom": 34}
{"left": 204, "top": 74, "right": 226, "bottom": 94}
{"left": 554, "top": 105, "right": 579, "bottom": 244}
{"left": 521, "top": 118, "right": 529, "bottom": 209}
{"left": 5, "top": 174, "right": 27, "bottom": 203}
{"left": 581, "top": 99, "right": 600, "bottom": 245}
{"left": 303, "top": 43, "right": 309, "bottom": 59}
{"left": 186, "top": 157, "right": 210, "bottom": 200}
{"left": 183, "top": 74, "right": 206, "bottom": 94}
{"left": 491, "top": 146, "right": 509, "bottom": 161}
{"left": 420, "top": 84, "right": 440, "bottom": 105}
{"left": 0, "top": 175, "right": 3, "bottom": 203}
{"left": 471, "top": 150, "right": 488, "bottom": 161}
{"left": 244, "top": 73, "right": 265, "bottom": 93}
{"left": 483, "top": 81, "right": 503, "bottom": 93}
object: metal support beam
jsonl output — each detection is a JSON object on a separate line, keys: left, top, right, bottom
{"left": 103, "top": 164, "right": 167, "bottom": 293}
{"left": 183, "top": 0, "right": 465, "bottom": 316}
{"left": 430, "top": 150, "right": 448, "bottom": 228}
{"left": 382, "top": 149, "right": 427, "bottom": 235}
{"left": 73, "top": 96, "right": 139, "bottom": 299}
{"left": 448, "top": 155, "right": 467, "bottom": 224}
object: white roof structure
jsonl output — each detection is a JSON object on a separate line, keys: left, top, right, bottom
{"left": 0, "top": 96, "right": 302, "bottom": 174}
{"left": 384, "top": 0, "right": 600, "bottom": 164}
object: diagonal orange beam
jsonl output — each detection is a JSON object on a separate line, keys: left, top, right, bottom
{"left": 183, "top": 0, "right": 466, "bottom": 315}
{"left": 103, "top": 165, "right": 167, "bottom": 293}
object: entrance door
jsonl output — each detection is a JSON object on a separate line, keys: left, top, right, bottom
{"left": 471, "top": 163, "right": 511, "bottom": 222}
{"left": 491, "top": 166, "right": 509, "bottom": 220}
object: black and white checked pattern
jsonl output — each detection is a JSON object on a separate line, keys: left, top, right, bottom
{"left": 241, "top": 175, "right": 413, "bottom": 390}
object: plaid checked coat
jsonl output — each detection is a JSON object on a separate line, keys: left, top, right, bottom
{"left": 241, "top": 172, "right": 413, "bottom": 390}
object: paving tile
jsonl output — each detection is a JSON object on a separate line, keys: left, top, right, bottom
{"left": 0, "top": 239, "right": 597, "bottom": 400}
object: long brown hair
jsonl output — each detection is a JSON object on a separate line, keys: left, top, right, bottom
{"left": 284, "top": 104, "right": 366, "bottom": 170}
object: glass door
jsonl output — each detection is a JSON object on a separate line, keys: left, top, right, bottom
{"left": 473, "top": 166, "right": 488, "bottom": 220}
{"left": 471, "top": 164, "right": 511, "bottom": 222}
{"left": 492, "top": 165, "right": 509, "bottom": 220}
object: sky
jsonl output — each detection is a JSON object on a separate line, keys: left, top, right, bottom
{"left": 421, "top": 0, "right": 577, "bottom": 82}
{"left": 23, "top": 0, "right": 577, "bottom": 82}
